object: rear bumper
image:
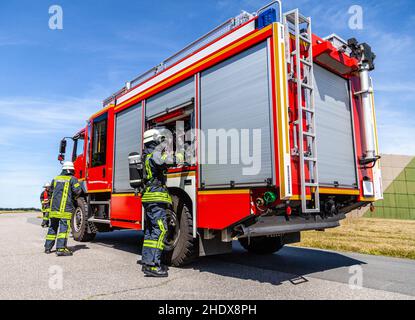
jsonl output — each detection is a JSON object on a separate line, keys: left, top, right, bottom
{"left": 239, "top": 213, "right": 346, "bottom": 238}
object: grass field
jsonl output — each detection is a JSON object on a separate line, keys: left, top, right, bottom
{"left": 293, "top": 217, "right": 415, "bottom": 260}
{"left": 0, "top": 211, "right": 28, "bottom": 214}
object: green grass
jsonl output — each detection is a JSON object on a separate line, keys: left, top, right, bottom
{"left": 292, "top": 217, "right": 415, "bottom": 260}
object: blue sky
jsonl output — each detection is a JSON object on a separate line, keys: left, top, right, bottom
{"left": 0, "top": 0, "right": 414, "bottom": 208}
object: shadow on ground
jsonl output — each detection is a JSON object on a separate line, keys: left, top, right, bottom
{"left": 92, "top": 230, "right": 365, "bottom": 286}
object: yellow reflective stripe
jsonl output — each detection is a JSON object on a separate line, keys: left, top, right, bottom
{"left": 57, "top": 233, "right": 67, "bottom": 239}
{"left": 49, "top": 211, "right": 73, "bottom": 219}
{"left": 74, "top": 183, "right": 80, "bottom": 188}
{"left": 157, "top": 219, "right": 167, "bottom": 250}
{"left": 145, "top": 153, "right": 153, "bottom": 180}
{"left": 144, "top": 240, "right": 158, "bottom": 245}
{"left": 46, "top": 235, "right": 56, "bottom": 240}
{"left": 142, "top": 192, "right": 171, "bottom": 199}
{"left": 55, "top": 176, "right": 71, "bottom": 181}
{"left": 59, "top": 182, "right": 70, "bottom": 213}
{"left": 144, "top": 239, "right": 161, "bottom": 249}
{"left": 143, "top": 243, "right": 158, "bottom": 249}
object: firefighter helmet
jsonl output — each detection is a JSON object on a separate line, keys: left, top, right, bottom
{"left": 43, "top": 182, "right": 51, "bottom": 188}
{"left": 143, "top": 128, "right": 169, "bottom": 145}
{"left": 62, "top": 161, "right": 75, "bottom": 171}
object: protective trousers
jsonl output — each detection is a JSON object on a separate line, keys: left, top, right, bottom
{"left": 42, "top": 205, "right": 50, "bottom": 225}
{"left": 142, "top": 203, "right": 168, "bottom": 267}
{"left": 45, "top": 218, "right": 71, "bottom": 251}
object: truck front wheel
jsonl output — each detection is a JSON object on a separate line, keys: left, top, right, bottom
{"left": 162, "top": 194, "right": 198, "bottom": 267}
{"left": 238, "top": 236, "right": 284, "bottom": 255}
{"left": 72, "top": 198, "right": 96, "bottom": 242}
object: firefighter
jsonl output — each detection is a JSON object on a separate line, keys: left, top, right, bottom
{"left": 40, "top": 182, "right": 51, "bottom": 228}
{"left": 140, "top": 128, "right": 184, "bottom": 277}
{"left": 44, "top": 161, "right": 82, "bottom": 256}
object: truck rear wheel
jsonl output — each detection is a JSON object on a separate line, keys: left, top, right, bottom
{"left": 162, "top": 194, "right": 198, "bottom": 267}
{"left": 72, "top": 198, "right": 96, "bottom": 242}
{"left": 238, "top": 236, "right": 284, "bottom": 255}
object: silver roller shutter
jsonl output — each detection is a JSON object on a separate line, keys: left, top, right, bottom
{"left": 313, "top": 64, "right": 357, "bottom": 187}
{"left": 113, "top": 104, "right": 142, "bottom": 193}
{"left": 146, "top": 77, "right": 194, "bottom": 118}
{"left": 200, "top": 41, "right": 273, "bottom": 187}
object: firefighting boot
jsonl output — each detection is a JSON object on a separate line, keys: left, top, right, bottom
{"left": 56, "top": 248, "right": 73, "bottom": 257}
{"left": 44, "top": 249, "right": 52, "bottom": 254}
{"left": 143, "top": 265, "right": 169, "bottom": 278}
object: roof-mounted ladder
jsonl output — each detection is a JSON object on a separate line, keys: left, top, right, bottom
{"left": 284, "top": 9, "right": 320, "bottom": 214}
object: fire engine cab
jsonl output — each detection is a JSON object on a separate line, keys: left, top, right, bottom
{"left": 58, "top": 1, "right": 382, "bottom": 266}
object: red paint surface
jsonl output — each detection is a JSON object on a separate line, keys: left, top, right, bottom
{"left": 111, "top": 195, "right": 142, "bottom": 223}
{"left": 197, "top": 193, "right": 252, "bottom": 230}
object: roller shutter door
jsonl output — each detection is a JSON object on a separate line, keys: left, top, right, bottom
{"left": 200, "top": 41, "right": 273, "bottom": 187}
{"left": 146, "top": 77, "right": 194, "bottom": 119}
{"left": 314, "top": 64, "right": 357, "bottom": 187}
{"left": 113, "top": 104, "right": 142, "bottom": 193}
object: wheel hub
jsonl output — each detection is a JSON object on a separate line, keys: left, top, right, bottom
{"left": 73, "top": 207, "right": 83, "bottom": 233}
{"left": 164, "top": 209, "right": 180, "bottom": 251}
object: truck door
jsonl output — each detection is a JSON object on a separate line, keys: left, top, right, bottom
{"left": 87, "top": 112, "right": 111, "bottom": 192}
{"left": 72, "top": 131, "right": 86, "bottom": 180}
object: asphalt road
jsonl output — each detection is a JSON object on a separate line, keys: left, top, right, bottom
{"left": 0, "top": 212, "right": 414, "bottom": 300}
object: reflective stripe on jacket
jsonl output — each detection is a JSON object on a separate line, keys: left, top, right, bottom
{"left": 49, "top": 173, "right": 82, "bottom": 219}
{"left": 141, "top": 148, "right": 172, "bottom": 205}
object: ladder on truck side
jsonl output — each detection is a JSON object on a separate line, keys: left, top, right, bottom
{"left": 284, "top": 9, "right": 320, "bottom": 214}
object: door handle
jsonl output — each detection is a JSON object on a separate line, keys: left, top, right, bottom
{"left": 102, "top": 167, "right": 106, "bottom": 178}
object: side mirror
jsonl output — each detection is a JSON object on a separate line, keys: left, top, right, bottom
{"left": 58, "top": 139, "right": 67, "bottom": 163}
{"left": 59, "top": 139, "right": 67, "bottom": 154}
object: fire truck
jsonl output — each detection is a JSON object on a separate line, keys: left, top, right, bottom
{"left": 58, "top": 1, "right": 382, "bottom": 266}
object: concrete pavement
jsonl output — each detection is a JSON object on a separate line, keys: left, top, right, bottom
{"left": 0, "top": 212, "right": 414, "bottom": 300}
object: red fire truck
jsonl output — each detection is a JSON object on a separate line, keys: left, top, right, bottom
{"left": 58, "top": 1, "right": 383, "bottom": 266}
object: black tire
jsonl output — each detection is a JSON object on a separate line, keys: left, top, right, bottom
{"left": 72, "top": 198, "right": 96, "bottom": 242}
{"left": 162, "top": 194, "right": 198, "bottom": 267}
{"left": 238, "top": 236, "right": 284, "bottom": 255}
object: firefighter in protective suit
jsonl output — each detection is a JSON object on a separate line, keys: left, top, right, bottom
{"left": 40, "top": 182, "right": 51, "bottom": 228}
{"left": 140, "top": 128, "right": 184, "bottom": 277}
{"left": 44, "top": 161, "right": 82, "bottom": 256}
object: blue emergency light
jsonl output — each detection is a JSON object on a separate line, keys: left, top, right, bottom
{"left": 257, "top": 8, "right": 277, "bottom": 29}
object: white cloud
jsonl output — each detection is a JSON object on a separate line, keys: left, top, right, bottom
{"left": 0, "top": 95, "right": 102, "bottom": 208}
{"left": 0, "top": 96, "right": 99, "bottom": 146}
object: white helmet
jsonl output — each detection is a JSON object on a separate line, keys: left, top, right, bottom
{"left": 143, "top": 128, "right": 170, "bottom": 145}
{"left": 43, "top": 182, "right": 51, "bottom": 188}
{"left": 62, "top": 161, "right": 75, "bottom": 171}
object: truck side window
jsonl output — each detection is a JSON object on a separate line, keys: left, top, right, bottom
{"left": 91, "top": 115, "right": 107, "bottom": 167}
{"left": 72, "top": 137, "right": 85, "bottom": 162}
